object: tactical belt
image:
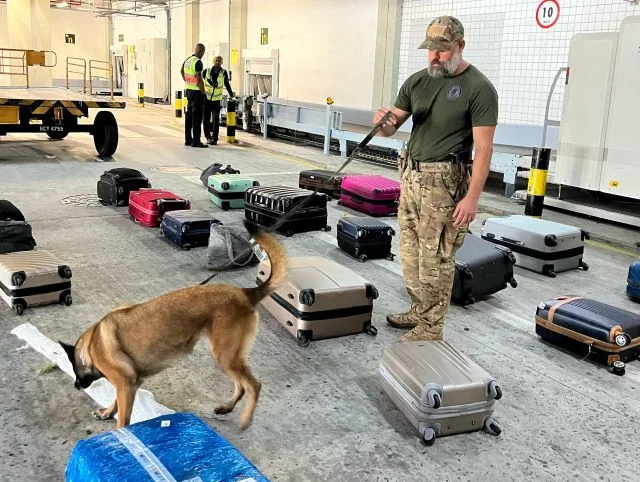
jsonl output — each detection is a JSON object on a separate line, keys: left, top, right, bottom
{"left": 409, "top": 151, "right": 472, "bottom": 171}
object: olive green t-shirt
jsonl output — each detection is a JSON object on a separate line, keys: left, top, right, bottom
{"left": 394, "top": 64, "right": 498, "bottom": 162}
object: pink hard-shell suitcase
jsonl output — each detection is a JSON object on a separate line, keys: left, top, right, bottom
{"left": 339, "top": 175, "right": 400, "bottom": 217}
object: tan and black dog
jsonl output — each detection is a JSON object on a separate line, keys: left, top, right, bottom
{"left": 60, "top": 220, "right": 287, "bottom": 430}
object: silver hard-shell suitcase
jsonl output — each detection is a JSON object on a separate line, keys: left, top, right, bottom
{"left": 256, "top": 256, "right": 379, "bottom": 346}
{"left": 379, "top": 341, "right": 502, "bottom": 446}
{"left": 480, "top": 215, "right": 590, "bottom": 277}
{"left": 0, "top": 249, "right": 73, "bottom": 315}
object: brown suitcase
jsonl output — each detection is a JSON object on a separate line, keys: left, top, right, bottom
{"left": 0, "top": 249, "right": 73, "bottom": 315}
{"left": 255, "top": 256, "right": 379, "bottom": 346}
{"left": 379, "top": 340, "right": 503, "bottom": 446}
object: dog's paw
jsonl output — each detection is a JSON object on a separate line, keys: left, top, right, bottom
{"left": 92, "top": 408, "right": 114, "bottom": 421}
{"left": 214, "top": 404, "right": 233, "bottom": 415}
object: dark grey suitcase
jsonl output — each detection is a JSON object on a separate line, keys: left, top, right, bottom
{"left": 481, "top": 215, "right": 590, "bottom": 277}
{"left": 452, "top": 234, "right": 517, "bottom": 305}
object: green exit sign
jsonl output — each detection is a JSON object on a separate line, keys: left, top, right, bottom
{"left": 65, "top": 34, "right": 75, "bottom": 44}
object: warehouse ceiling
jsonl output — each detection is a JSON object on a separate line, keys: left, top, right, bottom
{"left": 0, "top": 1, "right": 203, "bottom": 17}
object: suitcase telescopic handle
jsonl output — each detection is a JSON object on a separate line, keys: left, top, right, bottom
{"left": 500, "top": 236, "right": 524, "bottom": 247}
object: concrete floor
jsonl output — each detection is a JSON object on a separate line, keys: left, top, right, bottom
{"left": 1, "top": 102, "right": 639, "bottom": 482}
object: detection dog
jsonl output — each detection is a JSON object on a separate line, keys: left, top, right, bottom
{"left": 60, "top": 220, "right": 287, "bottom": 429}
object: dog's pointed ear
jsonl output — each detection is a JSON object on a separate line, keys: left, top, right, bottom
{"left": 59, "top": 341, "right": 75, "bottom": 363}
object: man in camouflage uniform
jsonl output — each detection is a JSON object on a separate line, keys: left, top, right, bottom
{"left": 373, "top": 16, "right": 498, "bottom": 342}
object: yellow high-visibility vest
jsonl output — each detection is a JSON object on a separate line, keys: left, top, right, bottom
{"left": 183, "top": 55, "right": 200, "bottom": 90}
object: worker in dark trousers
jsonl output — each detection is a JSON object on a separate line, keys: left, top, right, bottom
{"left": 202, "top": 56, "right": 234, "bottom": 145}
{"left": 181, "top": 43, "right": 208, "bottom": 148}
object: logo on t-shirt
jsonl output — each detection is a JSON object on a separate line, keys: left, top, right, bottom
{"left": 447, "top": 85, "right": 463, "bottom": 100}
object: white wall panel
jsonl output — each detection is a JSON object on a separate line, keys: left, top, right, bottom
{"left": 398, "top": 0, "right": 640, "bottom": 126}
{"left": 246, "top": 0, "right": 378, "bottom": 109}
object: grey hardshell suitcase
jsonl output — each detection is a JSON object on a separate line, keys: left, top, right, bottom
{"left": 379, "top": 341, "right": 503, "bottom": 446}
{"left": 480, "top": 215, "right": 590, "bottom": 277}
{"left": 256, "top": 256, "right": 379, "bottom": 347}
{"left": 0, "top": 249, "right": 73, "bottom": 315}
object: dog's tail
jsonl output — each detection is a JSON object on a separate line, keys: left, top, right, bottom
{"left": 242, "top": 219, "right": 288, "bottom": 305}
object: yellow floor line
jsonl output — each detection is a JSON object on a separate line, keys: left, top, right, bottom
{"left": 585, "top": 239, "right": 639, "bottom": 258}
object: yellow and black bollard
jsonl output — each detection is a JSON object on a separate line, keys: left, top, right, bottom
{"left": 183, "top": 89, "right": 188, "bottom": 115}
{"left": 524, "top": 147, "right": 551, "bottom": 217}
{"left": 175, "top": 91, "right": 182, "bottom": 118}
{"left": 138, "top": 83, "right": 144, "bottom": 107}
{"left": 226, "top": 97, "right": 238, "bottom": 144}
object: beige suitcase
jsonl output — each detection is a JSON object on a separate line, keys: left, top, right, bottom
{"left": 379, "top": 341, "right": 503, "bottom": 446}
{"left": 255, "top": 256, "right": 379, "bottom": 346}
{"left": 0, "top": 249, "right": 73, "bottom": 315}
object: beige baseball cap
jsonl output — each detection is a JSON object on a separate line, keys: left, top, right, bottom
{"left": 418, "top": 16, "right": 465, "bottom": 51}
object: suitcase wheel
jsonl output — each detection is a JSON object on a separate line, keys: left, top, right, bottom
{"left": 60, "top": 292, "right": 73, "bottom": 306}
{"left": 11, "top": 271, "right": 26, "bottom": 287}
{"left": 422, "top": 428, "right": 436, "bottom": 446}
{"left": 221, "top": 201, "right": 230, "bottom": 211}
{"left": 542, "top": 265, "right": 556, "bottom": 278}
{"left": 296, "top": 331, "right": 311, "bottom": 348}
{"left": 359, "top": 254, "right": 367, "bottom": 263}
{"left": 252, "top": 181, "right": 260, "bottom": 187}
{"left": 611, "top": 360, "right": 626, "bottom": 376}
{"left": 488, "top": 380, "right": 502, "bottom": 400}
{"left": 483, "top": 417, "right": 502, "bottom": 436}
{"left": 544, "top": 234, "right": 558, "bottom": 247}
{"left": 182, "top": 243, "right": 191, "bottom": 251}
{"left": 386, "top": 253, "right": 396, "bottom": 261}
{"left": 425, "top": 389, "right": 441, "bottom": 409}
{"left": 299, "top": 289, "right": 315, "bottom": 306}
{"left": 509, "top": 277, "right": 518, "bottom": 288}
{"left": 322, "top": 226, "right": 332, "bottom": 232}
{"left": 363, "top": 323, "right": 378, "bottom": 336}
{"left": 58, "top": 265, "right": 73, "bottom": 279}
{"left": 579, "top": 260, "right": 589, "bottom": 271}
{"left": 221, "top": 182, "right": 230, "bottom": 190}
{"left": 13, "top": 301, "right": 25, "bottom": 316}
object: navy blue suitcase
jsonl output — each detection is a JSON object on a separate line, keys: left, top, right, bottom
{"left": 160, "top": 210, "right": 221, "bottom": 250}
{"left": 336, "top": 215, "right": 395, "bottom": 262}
{"left": 628, "top": 261, "right": 640, "bottom": 303}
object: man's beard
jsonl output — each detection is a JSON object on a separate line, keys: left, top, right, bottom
{"left": 427, "top": 51, "right": 462, "bottom": 78}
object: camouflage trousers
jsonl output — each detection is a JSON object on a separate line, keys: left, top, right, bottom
{"left": 397, "top": 153, "right": 471, "bottom": 340}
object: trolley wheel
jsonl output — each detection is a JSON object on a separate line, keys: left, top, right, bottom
{"left": 296, "top": 332, "right": 310, "bottom": 347}
{"left": 63, "top": 294, "right": 73, "bottom": 306}
{"left": 93, "top": 111, "right": 119, "bottom": 157}
{"left": 423, "top": 428, "right": 436, "bottom": 446}
{"left": 14, "top": 302, "right": 25, "bottom": 316}
{"left": 364, "top": 323, "right": 378, "bottom": 336}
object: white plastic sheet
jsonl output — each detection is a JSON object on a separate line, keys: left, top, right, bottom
{"left": 11, "top": 323, "right": 174, "bottom": 424}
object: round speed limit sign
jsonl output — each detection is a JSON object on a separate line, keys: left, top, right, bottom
{"left": 536, "top": 0, "right": 560, "bottom": 29}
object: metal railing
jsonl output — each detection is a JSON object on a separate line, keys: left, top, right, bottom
{"left": 89, "top": 59, "right": 113, "bottom": 99}
{"left": 65, "top": 56, "right": 87, "bottom": 93}
{"left": 0, "top": 48, "right": 57, "bottom": 87}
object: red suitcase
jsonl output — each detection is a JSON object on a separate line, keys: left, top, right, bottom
{"left": 128, "top": 189, "right": 191, "bottom": 227}
{"left": 339, "top": 175, "right": 400, "bottom": 217}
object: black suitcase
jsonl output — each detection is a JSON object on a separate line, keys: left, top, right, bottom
{"left": 535, "top": 296, "right": 640, "bottom": 374}
{"left": 298, "top": 169, "right": 347, "bottom": 199}
{"left": 97, "top": 168, "right": 151, "bottom": 206}
{"left": 244, "top": 186, "right": 331, "bottom": 237}
{"left": 336, "top": 215, "right": 395, "bottom": 262}
{"left": 160, "top": 210, "right": 221, "bottom": 250}
{"left": 0, "top": 200, "right": 25, "bottom": 222}
{"left": 451, "top": 234, "right": 518, "bottom": 305}
{"left": 0, "top": 220, "right": 37, "bottom": 254}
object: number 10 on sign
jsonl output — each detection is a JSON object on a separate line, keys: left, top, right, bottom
{"left": 536, "top": 0, "right": 560, "bottom": 29}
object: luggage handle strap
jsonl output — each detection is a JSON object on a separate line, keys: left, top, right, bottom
{"left": 499, "top": 236, "right": 524, "bottom": 247}
{"left": 199, "top": 111, "right": 392, "bottom": 286}
{"left": 548, "top": 296, "right": 583, "bottom": 323}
